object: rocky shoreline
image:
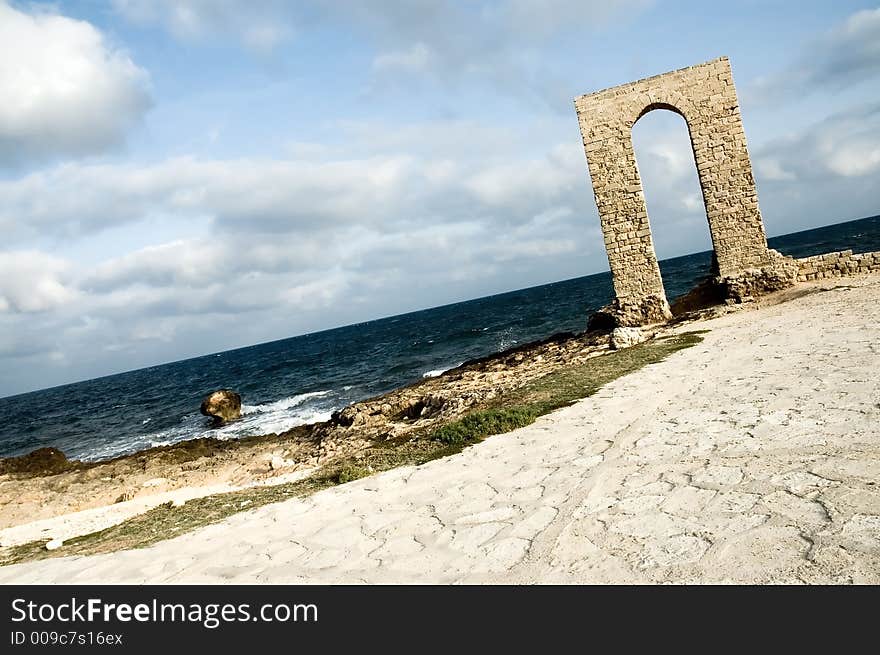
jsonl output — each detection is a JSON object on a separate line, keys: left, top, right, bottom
{"left": 0, "top": 323, "right": 626, "bottom": 533}
{"left": 0, "top": 280, "right": 832, "bottom": 548}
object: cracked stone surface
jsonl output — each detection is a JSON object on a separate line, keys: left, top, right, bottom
{"left": 2, "top": 277, "right": 879, "bottom": 584}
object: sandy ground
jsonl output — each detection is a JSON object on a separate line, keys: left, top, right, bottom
{"left": 0, "top": 467, "right": 316, "bottom": 549}
{"left": 2, "top": 276, "right": 878, "bottom": 584}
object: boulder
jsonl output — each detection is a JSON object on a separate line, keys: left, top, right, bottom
{"left": 200, "top": 389, "right": 242, "bottom": 425}
{"left": 587, "top": 294, "right": 672, "bottom": 330}
{"left": 0, "top": 447, "right": 72, "bottom": 477}
{"left": 403, "top": 394, "right": 447, "bottom": 420}
{"left": 610, "top": 327, "right": 647, "bottom": 350}
{"left": 269, "top": 455, "right": 296, "bottom": 471}
{"left": 331, "top": 405, "right": 365, "bottom": 428}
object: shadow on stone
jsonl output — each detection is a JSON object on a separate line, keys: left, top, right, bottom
{"left": 669, "top": 276, "right": 725, "bottom": 317}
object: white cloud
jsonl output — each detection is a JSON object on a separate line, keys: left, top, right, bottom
{"left": 825, "top": 141, "right": 880, "bottom": 177}
{"left": 0, "top": 118, "right": 612, "bottom": 395}
{"left": 0, "top": 251, "right": 78, "bottom": 313}
{"left": 498, "top": 0, "right": 654, "bottom": 37}
{"left": 464, "top": 144, "right": 582, "bottom": 208}
{"left": 755, "top": 103, "right": 880, "bottom": 181}
{"left": 755, "top": 158, "right": 797, "bottom": 182}
{"left": 342, "top": 0, "right": 652, "bottom": 104}
{"left": 488, "top": 237, "right": 577, "bottom": 262}
{"left": 85, "top": 239, "right": 228, "bottom": 291}
{"left": 0, "top": 1, "right": 150, "bottom": 166}
{"left": 749, "top": 7, "right": 880, "bottom": 103}
{"left": 113, "top": 0, "right": 296, "bottom": 52}
{"left": 0, "top": 130, "right": 596, "bottom": 246}
{"left": 111, "top": 1, "right": 653, "bottom": 111}
{"left": 0, "top": 154, "right": 422, "bottom": 243}
{"left": 750, "top": 103, "right": 880, "bottom": 237}
{"left": 373, "top": 43, "right": 433, "bottom": 73}
{"left": 681, "top": 193, "right": 702, "bottom": 211}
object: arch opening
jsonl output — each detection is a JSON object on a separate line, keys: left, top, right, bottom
{"left": 631, "top": 107, "right": 717, "bottom": 314}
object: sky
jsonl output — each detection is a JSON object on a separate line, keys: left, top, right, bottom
{"left": 1, "top": 0, "right": 879, "bottom": 397}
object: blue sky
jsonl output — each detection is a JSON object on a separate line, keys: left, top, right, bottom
{"left": 1, "top": 0, "right": 879, "bottom": 396}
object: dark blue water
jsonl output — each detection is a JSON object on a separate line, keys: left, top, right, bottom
{"left": 2, "top": 215, "right": 878, "bottom": 461}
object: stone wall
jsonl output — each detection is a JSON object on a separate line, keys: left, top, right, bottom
{"left": 796, "top": 250, "right": 880, "bottom": 282}
{"left": 575, "top": 57, "right": 792, "bottom": 326}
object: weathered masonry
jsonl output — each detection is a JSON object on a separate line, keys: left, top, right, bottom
{"left": 575, "top": 57, "right": 796, "bottom": 326}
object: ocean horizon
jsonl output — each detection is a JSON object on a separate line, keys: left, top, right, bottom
{"left": 2, "top": 213, "right": 878, "bottom": 462}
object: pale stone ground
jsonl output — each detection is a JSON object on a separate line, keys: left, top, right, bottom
{"left": 2, "top": 277, "right": 879, "bottom": 584}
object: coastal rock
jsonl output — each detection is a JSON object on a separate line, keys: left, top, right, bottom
{"left": 404, "top": 395, "right": 447, "bottom": 420}
{"left": 331, "top": 405, "right": 367, "bottom": 428}
{"left": 588, "top": 295, "right": 672, "bottom": 330}
{"left": 610, "top": 327, "right": 646, "bottom": 350}
{"left": 0, "top": 447, "right": 72, "bottom": 478}
{"left": 200, "top": 389, "right": 242, "bottom": 425}
{"left": 115, "top": 490, "right": 136, "bottom": 503}
{"left": 269, "top": 455, "right": 295, "bottom": 471}
{"left": 716, "top": 251, "right": 799, "bottom": 304}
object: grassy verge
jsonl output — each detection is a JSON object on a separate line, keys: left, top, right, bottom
{"left": 430, "top": 330, "right": 706, "bottom": 446}
{"left": 0, "top": 331, "right": 704, "bottom": 567}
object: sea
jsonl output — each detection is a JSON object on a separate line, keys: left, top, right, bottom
{"left": 2, "top": 214, "right": 878, "bottom": 462}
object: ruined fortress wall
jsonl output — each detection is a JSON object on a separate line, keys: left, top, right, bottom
{"left": 575, "top": 57, "right": 774, "bottom": 324}
{"left": 797, "top": 250, "right": 880, "bottom": 282}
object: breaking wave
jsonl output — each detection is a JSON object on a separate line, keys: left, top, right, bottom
{"left": 77, "top": 391, "right": 340, "bottom": 462}
{"left": 422, "top": 363, "right": 464, "bottom": 378}
{"left": 241, "top": 390, "right": 332, "bottom": 414}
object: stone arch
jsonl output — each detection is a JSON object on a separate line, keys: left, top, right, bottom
{"left": 632, "top": 105, "right": 720, "bottom": 276}
{"left": 575, "top": 57, "right": 791, "bottom": 326}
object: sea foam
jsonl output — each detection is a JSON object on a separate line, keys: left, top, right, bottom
{"left": 241, "top": 390, "right": 332, "bottom": 414}
{"left": 422, "top": 362, "right": 463, "bottom": 378}
{"left": 77, "top": 391, "right": 339, "bottom": 461}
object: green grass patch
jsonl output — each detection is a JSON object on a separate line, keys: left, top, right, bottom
{"left": 336, "top": 464, "right": 371, "bottom": 484}
{"left": 432, "top": 407, "right": 538, "bottom": 445}
{"left": 428, "top": 330, "right": 706, "bottom": 446}
{"left": 0, "top": 330, "right": 705, "bottom": 568}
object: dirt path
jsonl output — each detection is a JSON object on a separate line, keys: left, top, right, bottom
{"left": 2, "top": 277, "right": 878, "bottom": 584}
